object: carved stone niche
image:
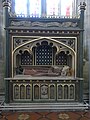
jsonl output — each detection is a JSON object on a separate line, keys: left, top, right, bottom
{"left": 14, "top": 38, "right": 75, "bottom": 77}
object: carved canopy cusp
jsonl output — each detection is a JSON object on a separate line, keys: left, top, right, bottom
{"left": 30, "top": 39, "right": 59, "bottom": 53}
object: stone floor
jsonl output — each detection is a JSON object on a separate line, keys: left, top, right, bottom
{"left": 0, "top": 111, "right": 90, "bottom": 120}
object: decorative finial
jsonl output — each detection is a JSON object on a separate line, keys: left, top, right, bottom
{"left": 2, "top": 0, "right": 11, "bottom": 8}
{"left": 80, "top": 2, "right": 86, "bottom": 10}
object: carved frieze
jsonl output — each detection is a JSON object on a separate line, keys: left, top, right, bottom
{"left": 10, "top": 21, "right": 78, "bottom": 28}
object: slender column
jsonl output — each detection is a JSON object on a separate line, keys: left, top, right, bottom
{"left": 2, "top": 0, "right": 11, "bottom": 103}
{"left": 84, "top": 0, "right": 90, "bottom": 106}
{"left": 87, "top": 0, "right": 90, "bottom": 107}
{"left": 78, "top": 2, "right": 86, "bottom": 102}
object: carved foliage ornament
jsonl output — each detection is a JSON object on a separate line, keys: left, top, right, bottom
{"left": 11, "top": 21, "right": 78, "bottom": 27}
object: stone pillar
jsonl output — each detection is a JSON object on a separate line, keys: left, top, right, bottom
{"left": 0, "top": 0, "right": 5, "bottom": 94}
{"left": 2, "top": 0, "right": 11, "bottom": 103}
{"left": 85, "top": 0, "right": 90, "bottom": 106}
{"left": 77, "top": 0, "right": 90, "bottom": 103}
{"left": 78, "top": 2, "right": 86, "bottom": 102}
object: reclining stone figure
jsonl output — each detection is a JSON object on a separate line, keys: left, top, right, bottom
{"left": 21, "top": 65, "right": 73, "bottom": 77}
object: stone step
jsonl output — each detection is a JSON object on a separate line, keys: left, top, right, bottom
{"left": 0, "top": 102, "right": 89, "bottom": 111}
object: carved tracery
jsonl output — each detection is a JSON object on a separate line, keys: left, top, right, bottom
{"left": 13, "top": 37, "right": 75, "bottom": 77}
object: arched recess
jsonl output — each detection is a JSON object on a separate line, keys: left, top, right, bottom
{"left": 34, "top": 84, "right": 39, "bottom": 99}
{"left": 12, "top": 37, "right": 76, "bottom": 77}
{"left": 26, "top": 85, "right": 31, "bottom": 99}
{"left": 20, "top": 84, "right": 25, "bottom": 99}
{"left": 14, "top": 84, "right": 19, "bottom": 99}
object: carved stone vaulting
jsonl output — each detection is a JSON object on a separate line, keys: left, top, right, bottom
{"left": 2, "top": 0, "right": 88, "bottom": 110}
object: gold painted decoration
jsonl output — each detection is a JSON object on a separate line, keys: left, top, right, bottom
{"left": 58, "top": 113, "right": 70, "bottom": 120}
{"left": 18, "top": 113, "right": 30, "bottom": 120}
{"left": 13, "top": 37, "right": 76, "bottom": 52}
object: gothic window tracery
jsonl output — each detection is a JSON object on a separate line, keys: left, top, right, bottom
{"left": 56, "top": 51, "right": 68, "bottom": 65}
{"left": 14, "top": 0, "right": 73, "bottom": 17}
{"left": 30, "top": 0, "right": 41, "bottom": 17}
{"left": 14, "top": 39, "right": 74, "bottom": 77}
{"left": 15, "top": 0, "right": 27, "bottom": 14}
{"left": 21, "top": 51, "right": 33, "bottom": 65}
{"left": 36, "top": 44, "right": 52, "bottom": 65}
{"left": 16, "top": 41, "right": 73, "bottom": 67}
